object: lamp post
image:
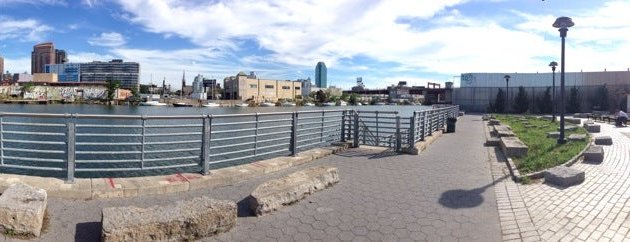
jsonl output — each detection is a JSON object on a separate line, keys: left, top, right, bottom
{"left": 553, "top": 16, "right": 574, "bottom": 144}
{"left": 549, "top": 61, "right": 558, "bottom": 122}
{"left": 504, "top": 75, "right": 511, "bottom": 113}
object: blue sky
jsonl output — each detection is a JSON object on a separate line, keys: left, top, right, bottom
{"left": 1, "top": 0, "right": 629, "bottom": 90}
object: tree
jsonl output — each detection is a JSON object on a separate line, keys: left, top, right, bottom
{"left": 494, "top": 88, "right": 506, "bottom": 113}
{"left": 513, "top": 86, "right": 529, "bottom": 113}
{"left": 348, "top": 93, "right": 358, "bottom": 105}
{"left": 536, "top": 87, "right": 552, "bottom": 114}
{"left": 315, "top": 90, "right": 328, "bottom": 104}
{"left": 21, "top": 82, "right": 35, "bottom": 99}
{"left": 567, "top": 87, "right": 581, "bottom": 113}
{"left": 139, "top": 84, "right": 150, "bottom": 94}
{"left": 593, "top": 85, "right": 609, "bottom": 111}
{"left": 107, "top": 79, "right": 121, "bottom": 103}
{"left": 340, "top": 93, "right": 349, "bottom": 102}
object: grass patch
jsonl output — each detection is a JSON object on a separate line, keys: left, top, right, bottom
{"left": 495, "top": 115, "right": 588, "bottom": 173}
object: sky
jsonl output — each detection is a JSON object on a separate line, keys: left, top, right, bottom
{"left": 1, "top": 0, "right": 630, "bottom": 90}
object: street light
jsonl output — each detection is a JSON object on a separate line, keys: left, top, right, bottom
{"left": 549, "top": 61, "right": 558, "bottom": 122}
{"left": 553, "top": 16, "right": 574, "bottom": 144}
{"left": 504, "top": 75, "right": 511, "bottom": 113}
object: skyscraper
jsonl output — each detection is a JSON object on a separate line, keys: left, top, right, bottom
{"left": 31, "top": 42, "right": 55, "bottom": 74}
{"left": 315, "top": 61, "right": 327, "bottom": 88}
{"left": 55, "top": 49, "right": 68, "bottom": 64}
{"left": 80, "top": 59, "right": 140, "bottom": 89}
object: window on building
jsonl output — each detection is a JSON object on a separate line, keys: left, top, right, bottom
{"left": 295, "top": 87, "right": 301, "bottom": 90}
{"left": 282, "top": 86, "right": 290, "bottom": 90}
{"left": 250, "top": 84, "right": 257, "bottom": 88}
{"left": 265, "top": 85, "right": 274, "bottom": 89}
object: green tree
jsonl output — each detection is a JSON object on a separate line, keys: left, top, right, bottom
{"left": 536, "top": 87, "right": 552, "bottom": 114}
{"left": 593, "top": 85, "right": 609, "bottom": 111}
{"left": 348, "top": 93, "right": 358, "bottom": 105}
{"left": 494, "top": 88, "right": 506, "bottom": 113}
{"left": 340, "top": 92, "right": 349, "bottom": 102}
{"left": 107, "top": 79, "right": 121, "bottom": 103}
{"left": 567, "top": 87, "right": 580, "bottom": 113}
{"left": 513, "top": 86, "right": 529, "bottom": 113}
{"left": 139, "top": 84, "right": 150, "bottom": 94}
{"left": 315, "top": 90, "right": 328, "bottom": 104}
{"left": 21, "top": 82, "right": 35, "bottom": 98}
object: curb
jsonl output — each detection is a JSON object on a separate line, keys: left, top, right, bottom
{"left": 0, "top": 143, "right": 352, "bottom": 200}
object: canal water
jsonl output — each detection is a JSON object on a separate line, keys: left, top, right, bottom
{"left": 0, "top": 104, "right": 431, "bottom": 178}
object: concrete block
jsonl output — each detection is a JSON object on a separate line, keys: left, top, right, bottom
{"left": 485, "top": 137, "right": 501, "bottom": 147}
{"left": 488, "top": 119, "right": 500, "bottom": 125}
{"left": 583, "top": 145, "right": 604, "bottom": 163}
{"left": 547, "top": 132, "right": 560, "bottom": 138}
{"left": 585, "top": 123, "right": 600, "bottom": 133}
{"left": 482, "top": 114, "right": 492, "bottom": 121}
{"left": 0, "top": 183, "right": 47, "bottom": 237}
{"left": 101, "top": 197, "right": 236, "bottom": 242}
{"left": 542, "top": 115, "right": 554, "bottom": 121}
{"left": 557, "top": 125, "right": 578, "bottom": 131}
{"left": 500, "top": 137, "right": 529, "bottom": 158}
{"left": 594, "top": 136, "right": 613, "bottom": 145}
{"left": 568, "top": 134, "right": 587, "bottom": 141}
{"left": 249, "top": 166, "right": 339, "bottom": 216}
{"left": 566, "top": 118, "right": 581, "bottom": 124}
{"left": 545, "top": 166, "right": 585, "bottom": 187}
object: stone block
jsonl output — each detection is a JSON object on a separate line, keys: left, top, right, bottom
{"left": 488, "top": 119, "right": 500, "bottom": 125}
{"left": 525, "top": 125, "right": 535, "bottom": 129}
{"left": 101, "top": 197, "right": 236, "bottom": 242}
{"left": 594, "top": 136, "right": 613, "bottom": 145}
{"left": 500, "top": 137, "right": 529, "bottom": 158}
{"left": 585, "top": 123, "right": 600, "bottom": 133}
{"left": 485, "top": 137, "right": 501, "bottom": 146}
{"left": 497, "top": 130, "right": 516, "bottom": 137}
{"left": 547, "top": 132, "right": 560, "bottom": 138}
{"left": 583, "top": 145, "right": 604, "bottom": 163}
{"left": 249, "top": 166, "right": 339, "bottom": 216}
{"left": 0, "top": 183, "right": 47, "bottom": 237}
{"left": 568, "top": 134, "right": 587, "bottom": 141}
{"left": 542, "top": 115, "right": 554, "bottom": 121}
{"left": 557, "top": 125, "right": 577, "bottom": 131}
{"left": 545, "top": 166, "right": 585, "bottom": 187}
{"left": 566, "top": 118, "right": 581, "bottom": 125}
{"left": 482, "top": 114, "right": 492, "bottom": 121}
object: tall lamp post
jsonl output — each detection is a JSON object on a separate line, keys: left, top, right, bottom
{"left": 553, "top": 16, "right": 574, "bottom": 144}
{"left": 549, "top": 61, "right": 558, "bottom": 122}
{"left": 504, "top": 75, "right": 511, "bottom": 113}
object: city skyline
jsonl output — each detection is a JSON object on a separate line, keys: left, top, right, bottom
{"left": 1, "top": 1, "right": 630, "bottom": 89}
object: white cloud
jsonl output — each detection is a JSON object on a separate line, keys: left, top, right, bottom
{"left": 0, "top": 0, "right": 66, "bottom": 5}
{"left": 81, "top": 0, "right": 99, "bottom": 7}
{"left": 2, "top": 57, "right": 31, "bottom": 74}
{"left": 0, "top": 16, "right": 52, "bottom": 42}
{"left": 87, "top": 32, "right": 127, "bottom": 47}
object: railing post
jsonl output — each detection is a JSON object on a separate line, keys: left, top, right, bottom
{"left": 341, "top": 110, "right": 347, "bottom": 142}
{"left": 0, "top": 114, "right": 3, "bottom": 166}
{"left": 353, "top": 111, "right": 360, "bottom": 148}
{"left": 395, "top": 116, "right": 401, "bottom": 152}
{"left": 254, "top": 113, "right": 259, "bottom": 155}
{"left": 290, "top": 112, "right": 298, "bottom": 156}
{"left": 320, "top": 111, "right": 325, "bottom": 143}
{"left": 375, "top": 111, "right": 379, "bottom": 146}
{"left": 66, "top": 115, "right": 75, "bottom": 184}
{"left": 409, "top": 113, "right": 416, "bottom": 146}
{"left": 141, "top": 116, "right": 146, "bottom": 170}
{"left": 420, "top": 111, "right": 426, "bottom": 141}
{"left": 201, "top": 115, "right": 210, "bottom": 175}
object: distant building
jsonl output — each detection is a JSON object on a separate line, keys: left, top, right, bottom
{"left": 297, "top": 78, "right": 312, "bottom": 98}
{"left": 223, "top": 71, "right": 301, "bottom": 102}
{"left": 45, "top": 63, "right": 81, "bottom": 82}
{"left": 17, "top": 73, "right": 33, "bottom": 83}
{"left": 202, "top": 78, "right": 220, "bottom": 100}
{"left": 80, "top": 59, "right": 140, "bottom": 89}
{"left": 191, "top": 74, "right": 206, "bottom": 100}
{"left": 315, "top": 62, "right": 327, "bottom": 88}
{"left": 31, "top": 42, "right": 55, "bottom": 74}
{"left": 0, "top": 55, "right": 4, "bottom": 77}
{"left": 352, "top": 77, "right": 366, "bottom": 91}
{"left": 55, "top": 49, "right": 68, "bottom": 64}
{"left": 32, "top": 73, "right": 58, "bottom": 83}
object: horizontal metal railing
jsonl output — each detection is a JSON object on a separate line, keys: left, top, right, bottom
{"left": 0, "top": 106, "right": 458, "bottom": 182}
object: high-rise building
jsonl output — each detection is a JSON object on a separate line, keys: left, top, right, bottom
{"left": 80, "top": 59, "right": 140, "bottom": 89}
{"left": 31, "top": 42, "right": 56, "bottom": 74}
{"left": 315, "top": 62, "right": 327, "bottom": 88}
{"left": 55, "top": 49, "right": 68, "bottom": 64}
{"left": 45, "top": 63, "right": 81, "bottom": 82}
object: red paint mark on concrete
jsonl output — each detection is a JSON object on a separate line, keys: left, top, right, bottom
{"left": 176, "top": 173, "right": 190, "bottom": 183}
{"left": 251, "top": 162, "right": 265, "bottom": 168}
{"left": 107, "top": 178, "right": 116, "bottom": 189}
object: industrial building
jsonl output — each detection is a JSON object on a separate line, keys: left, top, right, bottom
{"left": 223, "top": 71, "right": 301, "bottom": 102}
{"left": 80, "top": 59, "right": 140, "bottom": 89}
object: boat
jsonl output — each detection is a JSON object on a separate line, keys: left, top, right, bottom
{"left": 303, "top": 102, "right": 315, "bottom": 106}
{"left": 202, "top": 102, "right": 221, "bottom": 107}
{"left": 280, "top": 102, "right": 296, "bottom": 107}
{"left": 339, "top": 101, "right": 348, "bottom": 106}
{"left": 260, "top": 102, "right": 276, "bottom": 107}
{"left": 355, "top": 102, "right": 362, "bottom": 106}
{"left": 375, "top": 102, "right": 386, "bottom": 105}
{"left": 235, "top": 103, "right": 249, "bottom": 107}
{"left": 173, "top": 102, "right": 193, "bottom": 107}
{"left": 322, "top": 102, "right": 336, "bottom": 106}
{"left": 139, "top": 100, "right": 167, "bottom": 106}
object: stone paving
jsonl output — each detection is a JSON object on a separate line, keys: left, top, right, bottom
{"left": 517, "top": 120, "right": 630, "bottom": 241}
{"left": 1, "top": 115, "right": 503, "bottom": 242}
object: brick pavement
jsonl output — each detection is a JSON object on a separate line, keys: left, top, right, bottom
{"left": 6, "top": 115, "right": 503, "bottom": 242}
{"left": 516, "top": 120, "right": 630, "bottom": 241}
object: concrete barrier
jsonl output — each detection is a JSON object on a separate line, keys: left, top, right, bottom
{"left": 545, "top": 166, "right": 585, "bottom": 187}
{"left": 249, "top": 166, "right": 340, "bottom": 216}
{"left": 0, "top": 183, "right": 47, "bottom": 237}
{"left": 101, "top": 197, "right": 236, "bottom": 242}
{"left": 500, "top": 137, "right": 528, "bottom": 158}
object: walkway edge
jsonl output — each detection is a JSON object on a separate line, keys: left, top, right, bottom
{"left": 0, "top": 143, "right": 351, "bottom": 200}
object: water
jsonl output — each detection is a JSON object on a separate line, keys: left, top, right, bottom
{"left": 0, "top": 104, "right": 431, "bottom": 178}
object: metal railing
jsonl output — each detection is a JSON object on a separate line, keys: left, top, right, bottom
{"left": 0, "top": 106, "right": 458, "bottom": 182}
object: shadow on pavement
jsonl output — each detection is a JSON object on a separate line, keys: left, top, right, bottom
{"left": 74, "top": 221, "right": 101, "bottom": 242}
{"left": 336, "top": 148, "right": 400, "bottom": 159}
{"left": 438, "top": 175, "right": 508, "bottom": 209}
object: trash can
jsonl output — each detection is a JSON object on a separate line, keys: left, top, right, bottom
{"left": 446, "top": 117, "right": 457, "bottom": 133}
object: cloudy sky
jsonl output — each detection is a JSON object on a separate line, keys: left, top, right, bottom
{"left": 1, "top": 0, "right": 629, "bottom": 89}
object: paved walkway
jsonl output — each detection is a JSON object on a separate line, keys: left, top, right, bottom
{"left": 7, "top": 115, "right": 503, "bottom": 242}
{"left": 518, "top": 121, "right": 630, "bottom": 241}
